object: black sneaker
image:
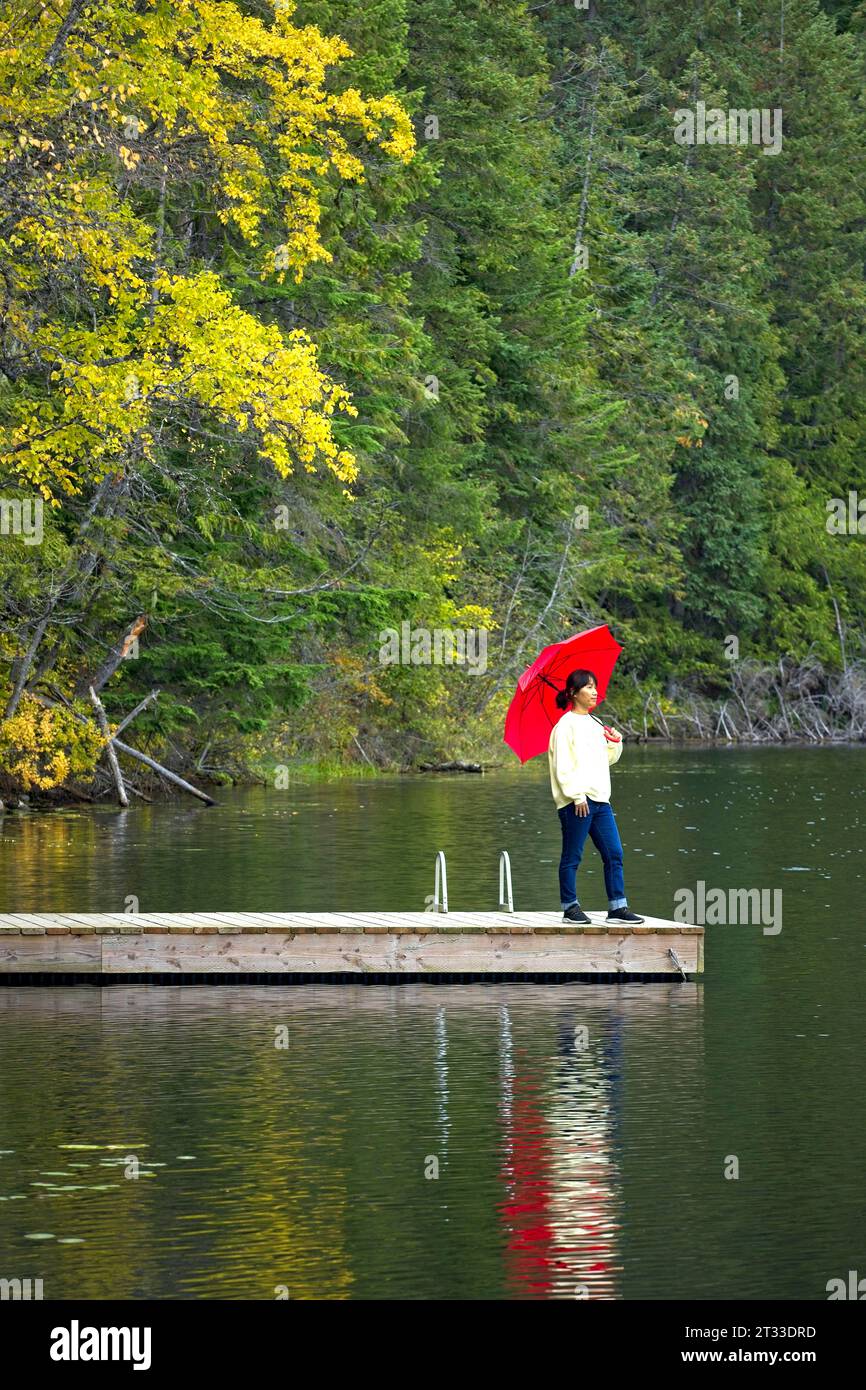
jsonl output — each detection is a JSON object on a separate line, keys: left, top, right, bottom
{"left": 562, "top": 904, "right": 592, "bottom": 924}
{"left": 606, "top": 907, "right": 645, "bottom": 924}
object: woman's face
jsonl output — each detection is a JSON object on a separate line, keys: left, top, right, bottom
{"left": 574, "top": 679, "right": 598, "bottom": 712}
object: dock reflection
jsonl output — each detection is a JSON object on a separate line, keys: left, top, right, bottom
{"left": 0, "top": 981, "right": 701, "bottom": 1299}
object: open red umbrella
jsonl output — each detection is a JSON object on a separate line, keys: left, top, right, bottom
{"left": 503, "top": 624, "right": 623, "bottom": 764}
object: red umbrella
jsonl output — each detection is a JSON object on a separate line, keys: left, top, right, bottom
{"left": 503, "top": 624, "right": 623, "bottom": 764}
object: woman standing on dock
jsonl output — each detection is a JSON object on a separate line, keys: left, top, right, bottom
{"left": 548, "top": 669, "right": 645, "bottom": 925}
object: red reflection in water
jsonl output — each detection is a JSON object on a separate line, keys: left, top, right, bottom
{"left": 498, "top": 1047, "right": 620, "bottom": 1299}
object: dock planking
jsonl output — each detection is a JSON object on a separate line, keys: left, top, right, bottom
{"left": 0, "top": 911, "right": 703, "bottom": 980}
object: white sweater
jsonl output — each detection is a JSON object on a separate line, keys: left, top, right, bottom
{"left": 548, "top": 710, "right": 623, "bottom": 809}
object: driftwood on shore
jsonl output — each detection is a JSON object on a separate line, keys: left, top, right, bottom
{"left": 617, "top": 656, "right": 866, "bottom": 744}
{"left": 418, "top": 760, "right": 483, "bottom": 773}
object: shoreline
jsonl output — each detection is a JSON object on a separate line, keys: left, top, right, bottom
{"left": 3, "top": 734, "right": 864, "bottom": 814}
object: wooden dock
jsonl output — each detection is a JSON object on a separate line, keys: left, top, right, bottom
{"left": 0, "top": 912, "right": 703, "bottom": 981}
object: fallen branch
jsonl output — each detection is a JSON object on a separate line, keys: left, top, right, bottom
{"left": 112, "top": 737, "right": 217, "bottom": 805}
{"left": 29, "top": 692, "right": 216, "bottom": 806}
{"left": 352, "top": 733, "right": 376, "bottom": 769}
{"left": 654, "top": 696, "right": 671, "bottom": 738}
{"left": 112, "top": 689, "right": 160, "bottom": 741}
{"left": 121, "top": 780, "right": 153, "bottom": 804}
{"left": 89, "top": 686, "right": 128, "bottom": 807}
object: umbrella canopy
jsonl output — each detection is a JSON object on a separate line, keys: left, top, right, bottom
{"left": 503, "top": 623, "right": 623, "bottom": 764}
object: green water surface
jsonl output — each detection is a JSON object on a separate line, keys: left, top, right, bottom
{"left": 0, "top": 746, "right": 863, "bottom": 1299}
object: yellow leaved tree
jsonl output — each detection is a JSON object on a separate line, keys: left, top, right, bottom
{"left": 0, "top": 0, "right": 415, "bottom": 502}
{"left": 0, "top": 0, "right": 414, "bottom": 787}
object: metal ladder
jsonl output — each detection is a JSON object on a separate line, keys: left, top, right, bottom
{"left": 430, "top": 850, "right": 514, "bottom": 914}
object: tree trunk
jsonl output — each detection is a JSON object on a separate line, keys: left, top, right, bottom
{"left": 4, "top": 475, "right": 127, "bottom": 718}
{"left": 89, "top": 687, "right": 128, "bottom": 807}
{"left": 75, "top": 616, "right": 147, "bottom": 697}
{"left": 43, "top": 0, "right": 86, "bottom": 71}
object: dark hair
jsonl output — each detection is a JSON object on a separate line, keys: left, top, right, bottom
{"left": 555, "top": 668, "right": 598, "bottom": 711}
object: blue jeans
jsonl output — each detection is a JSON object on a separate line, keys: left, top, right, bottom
{"left": 557, "top": 798, "right": 627, "bottom": 910}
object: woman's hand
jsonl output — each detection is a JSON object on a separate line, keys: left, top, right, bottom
{"left": 575, "top": 799, "right": 589, "bottom": 817}
{"left": 602, "top": 726, "right": 621, "bottom": 743}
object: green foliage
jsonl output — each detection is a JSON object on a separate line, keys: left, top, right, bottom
{"left": 2, "top": 0, "right": 865, "bottom": 791}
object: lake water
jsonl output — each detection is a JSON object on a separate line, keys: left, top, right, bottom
{"left": 1, "top": 746, "right": 864, "bottom": 1299}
